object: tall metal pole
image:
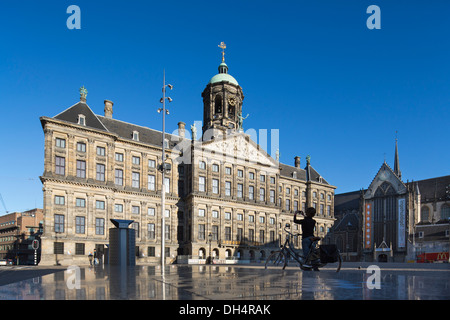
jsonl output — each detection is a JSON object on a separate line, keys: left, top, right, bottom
{"left": 159, "top": 70, "right": 173, "bottom": 270}
{"left": 161, "top": 70, "right": 166, "bottom": 269}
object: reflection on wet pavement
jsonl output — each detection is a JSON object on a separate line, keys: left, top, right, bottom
{"left": 0, "top": 264, "right": 449, "bottom": 300}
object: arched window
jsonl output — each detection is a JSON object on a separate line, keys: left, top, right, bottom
{"left": 441, "top": 204, "right": 450, "bottom": 220}
{"left": 421, "top": 206, "right": 430, "bottom": 222}
{"left": 214, "top": 95, "right": 222, "bottom": 114}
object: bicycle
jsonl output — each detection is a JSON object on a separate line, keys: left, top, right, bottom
{"left": 265, "top": 223, "right": 342, "bottom": 272}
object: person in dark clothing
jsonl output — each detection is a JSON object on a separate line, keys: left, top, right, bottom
{"left": 293, "top": 207, "right": 317, "bottom": 267}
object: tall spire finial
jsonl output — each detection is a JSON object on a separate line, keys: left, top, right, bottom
{"left": 218, "top": 41, "right": 226, "bottom": 62}
{"left": 394, "top": 131, "right": 401, "bottom": 179}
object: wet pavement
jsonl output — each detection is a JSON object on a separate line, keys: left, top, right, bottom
{"left": 0, "top": 262, "right": 449, "bottom": 300}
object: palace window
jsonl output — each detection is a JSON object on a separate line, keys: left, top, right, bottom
{"left": 115, "top": 169, "right": 123, "bottom": 186}
{"left": 199, "top": 176, "right": 206, "bottom": 192}
{"left": 76, "top": 160, "right": 86, "bottom": 178}
{"left": 96, "top": 164, "right": 105, "bottom": 181}
{"left": 198, "top": 224, "right": 205, "bottom": 240}
{"left": 96, "top": 200, "right": 105, "bottom": 210}
{"left": 55, "top": 138, "right": 66, "bottom": 148}
{"left": 115, "top": 153, "right": 124, "bottom": 162}
{"left": 260, "top": 188, "right": 265, "bottom": 201}
{"left": 132, "top": 156, "right": 140, "bottom": 165}
{"left": 212, "top": 179, "right": 219, "bottom": 194}
{"left": 212, "top": 226, "right": 218, "bottom": 241}
{"left": 77, "top": 142, "right": 86, "bottom": 152}
{"left": 270, "top": 190, "right": 275, "bottom": 203}
{"left": 55, "top": 156, "right": 65, "bottom": 175}
{"left": 132, "top": 172, "right": 140, "bottom": 188}
{"left": 148, "top": 223, "right": 155, "bottom": 239}
{"left": 225, "top": 181, "right": 231, "bottom": 196}
{"left": 54, "top": 214, "right": 64, "bottom": 233}
{"left": 132, "top": 206, "right": 140, "bottom": 215}
{"left": 75, "top": 198, "right": 85, "bottom": 208}
{"left": 96, "top": 218, "right": 105, "bottom": 235}
{"left": 75, "top": 216, "right": 85, "bottom": 234}
{"left": 225, "top": 227, "right": 231, "bottom": 240}
{"left": 77, "top": 114, "right": 86, "bottom": 126}
{"left": 249, "top": 186, "right": 254, "bottom": 200}
{"left": 96, "top": 146, "right": 105, "bottom": 156}
{"left": 237, "top": 184, "right": 243, "bottom": 198}
{"left": 54, "top": 195, "right": 65, "bottom": 205}
{"left": 148, "top": 174, "right": 155, "bottom": 191}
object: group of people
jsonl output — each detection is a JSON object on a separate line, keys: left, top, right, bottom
{"left": 88, "top": 249, "right": 102, "bottom": 266}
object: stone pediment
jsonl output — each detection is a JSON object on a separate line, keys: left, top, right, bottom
{"left": 199, "top": 132, "right": 278, "bottom": 168}
{"left": 364, "top": 162, "right": 406, "bottom": 199}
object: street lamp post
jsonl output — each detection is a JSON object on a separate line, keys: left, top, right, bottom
{"left": 158, "top": 71, "right": 173, "bottom": 269}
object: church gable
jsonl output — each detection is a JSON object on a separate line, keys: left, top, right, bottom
{"left": 364, "top": 162, "right": 407, "bottom": 199}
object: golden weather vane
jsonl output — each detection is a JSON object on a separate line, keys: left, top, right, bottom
{"left": 218, "top": 42, "right": 226, "bottom": 62}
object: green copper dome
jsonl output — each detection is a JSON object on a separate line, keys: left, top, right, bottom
{"left": 208, "top": 61, "right": 239, "bottom": 86}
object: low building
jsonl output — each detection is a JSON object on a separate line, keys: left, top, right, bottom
{"left": 0, "top": 208, "right": 43, "bottom": 265}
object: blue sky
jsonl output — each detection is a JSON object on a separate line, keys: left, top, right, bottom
{"left": 0, "top": 0, "right": 449, "bottom": 214}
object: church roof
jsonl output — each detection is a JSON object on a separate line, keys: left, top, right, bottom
{"left": 409, "top": 175, "right": 450, "bottom": 203}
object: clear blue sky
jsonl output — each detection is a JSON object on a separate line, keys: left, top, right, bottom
{"left": 1, "top": 0, "right": 449, "bottom": 214}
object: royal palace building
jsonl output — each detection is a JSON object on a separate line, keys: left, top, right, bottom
{"left": 39, "top": 48, "right": 336, "bottom": 266}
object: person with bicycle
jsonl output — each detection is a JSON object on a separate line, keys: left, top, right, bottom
{"left": 294, "top": 207, "right": 317, "bottom": 268}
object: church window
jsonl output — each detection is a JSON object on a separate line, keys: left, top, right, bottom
{"left": 441, "top": 204, "right": 450, "bottom": 220}
{"left": 421, "top": 206, "right": 430, "bottom": 222}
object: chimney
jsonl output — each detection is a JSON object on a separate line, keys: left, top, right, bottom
{"left": 178, "top": 121, "right": 186, "bottom": 139}
{"left": 294, "top": 156, "right": 301, "bottom": 168}
{"left": 104, "top": 100, "right": 113, "bottom": 119}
